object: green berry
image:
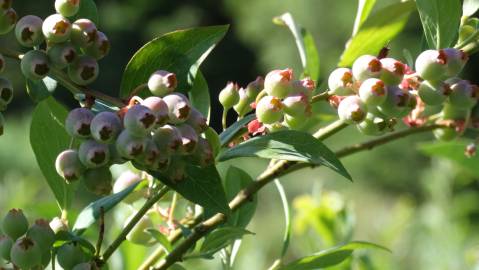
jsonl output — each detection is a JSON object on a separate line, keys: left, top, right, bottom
{"left": 417, "top": 80, "right": 450, "bottom": 106}
{"left": 47, "top": 42, "right": 77, "bottom": 69}
{"left": 219, "top": 82, "right": 240, "bottom": 109}
{"left": 459, "top": 24, "right": 475, "bottom": 43}
{"left": 78, "top": 140, "right": 110, "bottom": 168}
{"left": 352, "top": 55, "right": 382, "bottom": 81}
{"left": 283, "top": 113, "right": 308, "bottom": 130}
{"left": 0, "top": 77, "right": 13, "bottom": 107}
{"left": 152, "top": 124, "right": 182, "bottom": 153}
{"left": 55, "top": 0, "right": 81, "bottom": 17}
{"left": 442, "top": 48, "right": 468, "bottom": 77}
{"left": 255, "top": 95, "right": 283, "bottom": 124}
{"left": 337, "top": 95, "right": 367, "bottom": 124}
{"left": 433, "top": 127, "right": 457, "bottom": 141}
{"left": 282, "top": 94, "right": 311, "bottom": 117}
{"left": 20, "top": 50, "right": 50, "bottom": 80}
{"left": 83, "top": 31, "right": 110, "bottom": 60}
{"left": 264, "top": 122, "right": 287, "bottom": 133}
{"left": 55, "top": 149, "right": 85, "bottom": 182}
{"left": 379, "top": 58, "right": 405, "bottom": 85}
{"left": 415, "top": 49, "right": 448, "bottom": 81}
{"left": 377, "top": 86, "right": 412, "bottom": 118}
{"left": 0, "top": 53, "right": 5, "bottom": 73}
{"left": 0, "top": 235, "right": 12, "bottom": 261}
{"left": 65, "top": 107, "right": 95, "bottom": 139}
{"left": 113, "top": 171, "right": 145, "bottom": 204}
{"left": 0, "top": 0, "right": 11, "bottom": 10}
{"left": 264, "top": 69, "right": 293, "bottom": 98}
{"left": 42, "top": 14, "right": 71, "bottom": 43}
{"left": 10, "top": 237, "right": 42, "bottom": 269}
{"left": 147, "top": 70, "right": 177, "bottom": 97}
{"left": 190, "top": 137, "right": 214, "bottom": 167}
{"left": 328, "top": 68, "right": 355, "bottom": 95}
{"left": 26, "top": 219, "right": 55, "bottom": 250}
{"left": 185, "top": 108, "right": 208, "bottom": 133}
{"left": 124, "top": 104, "right": 156, "bottom": 137}
{"left": 245, "top": 76, "right": 264, "bottom": 100}
{"left": 358, "top": 78, "right": 387, "bottom": 106}
{"left": 448, "top": 80, "right": 477, "bottom": 109}
{"left": 165, "top": 156, "right": 187, "bottom": 182}
{"left": 177, "top": 124, "right": 198, "bottom": 154}
{"left": 15, "top": 15, "right": 44, "bottom": 47}
{"left": 68, "top": 55, "right": 99, "bottom": 85}
{"left": 141, "top": 96, "right": 170, "bottom": 126}
{"left": 83, "top": 167, "right": 113, "bottom": 196}
{"left": 163, "top": 93, "right": 191, "bottom": 124}
{"left": 125, "top": 214, "right": 154, "bottom": 246}
{"left": 233, "top": 88, "right": 252, "bottom": 117}
{"left": 2, "top": 209, "right": 28, "bottom": 240}
{"left": 134, "top": 138, "right": 160, "bottom": 169}
{"left": 442, "top": 103, "right": 469, "bottom": 120}
{"left": 57, "top": 243, "right": 88, "bottom": 270}
{"left": 356, "top": 113, "right": 387, "bottom": 136}
{"left": 0, "top": 8, "right": 16, "bottom": 35}
{"left": 71, "top": 19, "right": 98, "bottom": 48}
{"left": 90, "top": 111, "right": 122, "bottom": 144}
{"left": 116, "top": 129, "right": 147, "bottom": 159}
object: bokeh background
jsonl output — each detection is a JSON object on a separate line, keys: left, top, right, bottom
{"left": 1, "top": 0, "right": 479, "bottom": 269}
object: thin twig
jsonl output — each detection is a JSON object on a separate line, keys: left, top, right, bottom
{"left": 95, "top": 207, "right": 105, "bottom": 257}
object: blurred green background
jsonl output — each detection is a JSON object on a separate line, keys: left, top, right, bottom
{"left": 2, "top": 0, "right": 479, "bottom": 269}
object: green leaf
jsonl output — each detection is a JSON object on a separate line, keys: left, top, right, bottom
{"left": 30, "top": 98, "right": 74, "bottom": 210}
{"left": 273, "top": 13, "right": 320, "bottom": 81}
{"left": 352, "top": 0, "right": 377, "bottom": 36}
{"left": 146, "top": 229, "right": 173, "bottom": 253}
{"left": 72, "top": 0, "right": 99, "bottom": 24}
{"left": 119, "top": 25, "right": 229, "bottom": 98}
{"left": 416, "top": 0, "right": 462, "bottom": 49}
{"left": 218, "top": 130, "right": 352, "bottom": 180}
{"left": 73, "top": 181, "right": 141, "bottom": 234}
{"left": 54, "top": 231, "right": 96, "bottom": 255}
{"left": 275, "top": 179, "right": 291, "bottom": 258}
{"left": 204, "top": 127, "right": 221, "bottom": 158}
{"left": 189, "top": 71, "right": 210, "bottom": 122}
{"left": 150, "top": 165, "right": 230, "bottom": 215}
{"left": 219, "top": 114, "right": 256, "bottom": 147}
{"left": 26, "top": 77, "right": 57, "bottom": 102}
{"left": 339, "top": 1, "right": 415, "bottom": 67}
{"left": 224, "top": 166, "right": 257, "bottom": 228}
{"left": 464, "top": 0, "right": 479, "bottom": 17}
{"left": 280, "top": 241, "right": 390, "bottom": 270}
{"left": 200, "top": 227, "right": 253, "bottom": 255}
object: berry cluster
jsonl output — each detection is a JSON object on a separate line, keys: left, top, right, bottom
{"left": 55, "top": 70, "right": 214, "bottom": 195}
{"left": 0, "top": 1, "right": 15, "bottom": 137}
{"left": 219, "top": 76, "right": 264, "bottom": 118}
{"left": 16, "top": 0, "right": 109, "bottom": 85}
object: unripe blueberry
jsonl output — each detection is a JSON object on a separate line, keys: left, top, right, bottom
{"left": 42, "top": 14, "right": 71, "bottom": 43}
{"left": 165, "top": 156, "right": 187, "bottom": 182}
{"left": 356, "top": 113, "right": 387, "bottom": 136}
{"left": 124, "top": 104, "right": 156, "bottom": 137}
{"left": 163, "top": 93, "right": 191, "bottom": 124}
{"left": 377, "top": 86, "right": 411, "bottom": 118}
{"left": 328, "top": 68, "right": 355, "bottom": 95}
{"left": 264, "top": 122, "right": 287, "bottom": 132}
{"left": 83, "top": 31, "right": 110, "bottom": 60}
{"left": 68, "top": 55, "right": 99, "bottom": 85}
{"left": 73, "top": 262, "right": 98, "bottom": 270}
{"left": 459, "top": 24, "right": 475, "bottom": 43}
{"left": 291, "top": 78, "right": 315, "bottom": 100}
{"left": 0, "top": 53, "right": 5, "bottom": 73}
{"left": 0, "top": 235, "right": 12, "bottom": 261}
{"left": 135, "top": 138, "right": 169, "bottom": 171}
{"left": 177, "top": 124, "right": 198, "bottom": 154}
{"left": 337, "top": 95, "right": 367, "bottom": 124}
{"left": 417, "top": 80, "right": 451, "bottom": 106}
{"left": 442, "top": 48, "right": 468, "bottom": 77}
{"left": 0, "top": 77, "right": 13, "bottom": 107}
{"left": 2, "top": 209, "right": 28, "bottom": 240}
{"left": 358, "top": 78, "right": 387, "bottom": 106}
{"left": 0, "top": 0, "right": 11, "bottom": 10}
{"left": 65, "top": 107, "right": 95, "bottom": 139}
{"left": 282, "top": 94, "right": 311, "bottom": 117}
{"left": 147, "top": 70, "right": 177, "bottom": 97}
{"left": 264, "top": 68, "right": 293, "bottom": 98}
{"left": 352, "top": 55, "right": 382, "bottom": 81}
{"left": 153, "top": 124, "right": 182, "bottom": 153}
{"left": 185, "top": 108, "right": 208, "bottom": 133}
{"left": 141, "top": 97, "right": 170, "bottom": 126}
{"left": 109, "top": 144, "right": 127, "bottom": 165}
{"left": 20, "top": 50, "right": 50, "bottom": 80}
{"left": 415, "top": 50, "right": 448, "bottom": 80}
{"left": 57, "top": 243, "right": 88, "bottom": 269}
{"left": 90, "top": 111, "right": 122, "bottom": 144}
{"left": 125, "top": 214, "right": 154, "bottom": 246}
{"left": 49, "top": 217, "right": 68, "bottom": 234}
{"left": 116, "top": 129, "right": 147, "bottom": 159}
{"left": 15, "top": 15, "right": 44, "bottom": 47}
{"left": 190, "top": 137, "right": 214, "bottom": 167}
{"left": 26, "top": 219, "right": 55, "bottom": 251}
{"left": 78, "top": 140, "right": 110, "bottom": 168}
{"left": 71, "top": 19, "right": 98, "bottom": 48}
{"left": 0, "top": 112, "right": 4, "bottom": 136}
{"left": 283, "top": 113, "right": 308, "bottom": 130}
{"left": 83, "top": 167, "right": 113, "bottom": 196}
{"left": 10, "top": 237, "right": 42, "bottom": 269}
{"left": 219, "top": 82, "right": 240, "bottom": 109}
{"left": 433, "top": 127, "right": 457, "bottom": 141}
{"left": 47, "top": 42, "right": 77, "bottom": 69}
{"left": 442, "top": 103, "right": 469, "bottom": 120}
{"left": 379, "top": 58, "right": 405, "bottom": 85}
{"left": 113, "top": 170, "right": 145, "bottom": 204}
{"left": 256, "top": 95, "right": 283, "bottom": 124}
{"left": 55, "top": 0, "right": 81, "bottom": 17}
{"left": 233, "top": 88, "right": 252, "bottom": 117}
{"left": 448, "top": 80, "right": 478, "bottom": 109}
{"left": 245, "top": 76, "right": 264, "bottom": 100}
{"left": 0, "top": 8, "right": 16, "bottom": 35}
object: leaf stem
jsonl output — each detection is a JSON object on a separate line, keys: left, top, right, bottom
{"left": 222, "top": 109, "right": 228, "bottom": 130}
{"left": 275, "top": 179, "right": 291, "bottom": 258}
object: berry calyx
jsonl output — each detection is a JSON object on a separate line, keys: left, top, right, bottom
{"left": 264, "top": 68, "right": 293, "bottom": 98}
{"left": 147, "top": 70, "right": 177, "bottom": 97}
{"left": 20, "top": 50, "right": 50, "bottom": 80}
{"left": 2, "top": 209, "right": 28, "bottom": 240}
{"left": 328, "top": 68, "right": 355, "bottom": 96}
{"left": 219, "top": 82, "right": 240, "bottom": 109}
{"left": 15, "top": 15, "right": 44, "bottom": 47}
{"left": 255, "top": 95, "right": 284, "bottom": 124}
{"left": 55, "top": 149, "right": 85, "bottom": 182}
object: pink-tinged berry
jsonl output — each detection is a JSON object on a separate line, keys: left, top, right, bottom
{"left": 71, "top": 19, "right": 98, "bottom": 48}
{"left": 115, "top": 129, "right": 147, "bottom": 159}
{"left": 379, "top": 58, "right": 405, "bottom": 85}
{"left": 55, "top": 0, "right": 81, "bottom": 17}
{"left": 291, "top": 78, "right": 315, "bottom": 100}
{"left": 358, "top": 78, "right": 387, "bottom": 106}
{"left": 113, "top": 170, "right": 145, "bottom": 204}
{"left": 2, "top": 209, "right": 28, "bottom": 240}
{"left": 219, "top": 82, "right": 240, "bottom": 109}
{"left": 68, "top": 55, "right": 99, "bottom": 85}
{"left": 417, "top": 80, "right": 451, "bottom": 106}
{"left": 153, "top": 124, "right": 182, "bottom": 153}
{"left": 352, "top": 55, "right": 382, "bottom": 81}
{"left": 0, "top": 8, "right": 16, "bottom": 35}
{"left": 42, "top": 14, "right": 71, "bottom": 43}
{"left": 282, "top": 94, "right": 311, "bottom": 117}
{"left": 141, "top": 96, "right": 169, "bottom": 126}
{"left": 256, "top": 95, "right": 284, "bottom": 124}
{"left": 90, "top": 111, "right": 122, "bottom": 144}
{"left": 15, "top": 15, "right": 44, "bottom": 47}
{"left": 465, "top": 143, "right": 477, "bottom": 158}
{"left": 448, "top": 80, "right": 478, "bottom": 109}
{"left": 55, "top": 149, "right": 85, "bottom": 182}
{"left": 48, "top": 42, "right": 77, "bottom": 69}
{"left": 125, "top": 214, "right": 154, "bottom": 246}
{"left": 0, "top": 77, "right": 13, "bottom": 107}
{"left": 245, "top": 76, "right": 264, "bottom": 100}
{"left": 78, "top": 140, "right": 110, "bottom": 168}
{"left": 442, "top": 48, "right": 468, "bottom": 77}
{"left": 264, "top": 68, "right": 293, "bottom": 98}
{"left": 328, "top": 68, "right": 355, "bottom": 96}
{"left": 20, "top": 50, "right": 50, "bottom": 80}
{"left": 10, "top": 237, "right": 42, "bottom": 269}
{"left": 185, "top": 108, "right": 208, "bottom": 133}
{"left": 83, "top": 167, "right": 113, "bottom": 196}
{"left": 433, "top": 127, "right": 457, "bottom": 141}
{"left": 147, "top": 70, "right": 177, "bottom": 97}
{"left": 337, "top": 95, "right": 367, "bottom": 124}
{"left": 124, "top": 104, "right": 156, "bottom": 137}
{"left": 415, "top": 49, "right": 448, "bottom": 81}
{"left": 65, "top": 107, "right": 95, "bottom": 139}
{"left": 163, "top": 93, "right": 191, "bottom": 124}
{"left": 0, "top": 235, "right": 13, "bottom": 261}
{"left": 84, "top": 31, "right": 110, "bottom": 60}
{"left": 377, "top": 86, "right": 411, "bottom": 118}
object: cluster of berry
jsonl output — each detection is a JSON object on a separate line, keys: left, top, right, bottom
{"left": 16, "top": 0, "right": 109, "bottom": 85}
{"left": 0, "top": 1, "right": 15, "bottom": 137}
{"left": 55, "top": 70, "right": 214, "bottom": 196}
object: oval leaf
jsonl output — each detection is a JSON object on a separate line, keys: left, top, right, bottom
{"left": 26, "top": 77, "right": 57, "bottom": 102}
{"left": 146, "top": 229, "right": 173, "bottom": 253}
{"left": 218, "top": 130, "right": 352, "bottom": 180}
{"left": 224, "top": 166, "right": 257, "bottom": 228}
{"left": 72, "top": 0, "right": 99, "bottom": 24}
{"left": 352, "top": 0, "right": 377, "bottom": 36}
{"left": 464, "top": 0, "right": 479, "bottom": 17}
{"left": 200, "top": 227, "right": 253, "bottom": 255}
{"left": 219, "top": 113, "right": 256, "bottom": 147}
{"left": 189, "top": 71, "right": 210, "bottom": 122}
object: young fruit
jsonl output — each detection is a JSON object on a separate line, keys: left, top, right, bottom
{"left": 0, "top": 8, "right": 16, "bottom": 35}
{"left": 83, "top": 167, "right": 113, "bottom": 196}
{"left": 352, "top": 55, "right": 382, "bottom": 81}
{"left": 26, "top": 219, "right": 55, "bottom": 251}
{"left": 328, "top": 68, "right": 355, "bottom": 96}
{"left": 356, "top": 113, "right": 387, "bottom": 136}
{"left": 125, "top": 214, "right": 154, "bottom": 246}
{"left": 68, "top": 55, "right": 99, "bottom": 85}
{"left": 291, "top": 78, "right": 315, "bottom": 100}
{"left": 358, "top": 78, "right": 387, "bottom": 106}
{"left": 190, "top": 137, "right": 214, "bottom": 167}
{"left": 78, "top": 140, "right": 110, "bottom": 168}
{"left": 134, "top": 138, "right": 160, "bottom": 169}
{"left": 0, "top": 235, "right": 12, "bottom": 261}
{"left": 147, "top": 70, "right": 177, "bottom": 97}
{"left": 163, "top": 93, "right": 191, "bottom": 124}
{"left": 185, "top": 108, "right": 208, "bottom": 133}
{"left": 56, "top": 242, "right": 88, "bottom": 270}
{"left": 233, "top": 88, "right": 252, "bottom": 117}
{"left": 71, "top": 19, "right": 98, "bottom": 48}
{"left": 264, "top": 68, "right": 293, "bottom": 98}
{"left": 141, "top": 96, "right": 169, "bottom": 126}
{"left": 337, "top": 95, "right": 367, "bottom": 124}
{"left": 124, "top": 104, "right": 156, "bottom": 137}
{"left": 10, "top": 237, "right": 41, "bottom": 269}
{"left": 448, "top": 80, "right": 477, "bottom": 109}
{"left": 379, "top": 58, "right": 405, "bottom": 85}
{"left": 55, "top": 0, "right": 81, "bottom": 17}
{"left": 83, "top": 31, "right": 110, "bottom": 60}
{"left": 90, "top": 111, "right": 122, "bottom": 143}
{"left": 15, "top": 15, "right": 44, "bottom": 47}
{"left": 164, "top": 156, "right": 187, "bottom": 182}
{"left": 55, "top": 149, "right": 85, "bottom": 182}
{"left": 415, "top": 49, "right": 447, "bottom": 81}
{"left": 282, "top": 94, "right": 311, "bottom": 117}
{"left": 245, "top": 76, "right": 264, "bottom": 100}
{"left": 177, "top": 124, "right": 199, "bottom": 154}
{"left": 377, "top": 86, "right": 411, "bottom": 118}
{"left": 65, "top": 107, "right": 95, "bottom": 139}
{"left": 442, "top": 103, "right": 469, "bottom": 120}
{"left": 442, "top": 48, "right": 468, "bottom": 77}
{"left": 20, "top": 50, "right": 50, "bottom": 80}
{"left": 417, "top": 80, "right": 450, "bottom": 106}
{"left": 2, "top": 209, "right": 28, "bottom": 240}
{"left": 47, "top": 42, "right": 77, "bottom": 69}
{"left": 0, "top": 77, "right": 13, "bottom": 107}
{"left": 49, "top": 217, "right": 68, "bottom": 234}
{"left": 153, "top": 124, "right": 182, "bottom": 153}
{"left": 283, "top": 113, "right": 308, "bottom": 130}
{"left": 115, "top": 129, "right": 147, "bottom": 159}
{"left": 42, "top": 14, "right": 71, "bottom": 43}
{"left": 256, "top": 95, "right": 284, "bottom": 124}
{"left": 219, "top": 82, "right": 240, "bottom": 109}
{"left": 433, "top": 127, "right": 457, "bottom": 141}
{"left": 113, "top": 170, "right": 145, "bottom": 204}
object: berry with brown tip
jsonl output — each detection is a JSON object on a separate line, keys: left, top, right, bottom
{"left": 15, "top": 15, "right": 44, "bottom": 47}
{"left": 78, "top": 140, "right": 110, "bottom": 168}
{"left": 2, "top": 209, "right": 28, "bottom": 240}
{"left": 359, "top": 78, "right": 387, "bottom": 106}
{"left": 26, "top": 219, "right": 55, "bottom": 250}
{"left": 10, "top": 237, "right": 42, "bottom": 269}
{"left": 90, "top": 111, "right": 122, "bottom": 144}
{"left": 219, "top": 82, "right": 240, "bottom": 109}
{"left": 48, "top": 42, "right": 77, "bottom": 69}
{"left": 20, "top": 50, "right": 50, "bottom": 80}
{"left": 163, "top": 93, "right": 191, "bottom": 124}
{"left": 71, "top": 19, "right": 98, "bottom": 48}
{"left": 55, "top": 0, "right": 80, "bottom": 17}
{"left": 124, "top": 104, "right": 156, "bottom": 137}
{"left": 415, "top": 49, "right": 448, "bottom": 81}
{"left": 83, "top": 31, "right": 110, "bottom": 60}
{"left": 377, "top": 86, "right": 411, "bottom": 118}
{"left": 0, "top": 8, "right": 16, "bottom": 35}
{"left": 65, "top": 107, "right": 95, "bottom": 139}
{"left": 337, "top": 95, "right": 367, "bottom": 124}
{"left": 448, "top": 80, "right": 477, "bottom": 109}
{"left": 442, "top": 48, "right": 468, "bottom": 77}
{"left": 83, "top": 167, "right": 113, "bottom": 196}
{"left": 147, "top": 70, "right": 177, "bottom": 97}
{"left": 328, "top": 68, "right": 355, "bottom": 96}
{"left": 115, "top": 129, "right": 147, "bottom": 159}
{"left": 264, "top": 68, "right": 293, "bottom": 98}
{"left": 177, "top": 124, "right": 198, "bottom": 154}
{"left": 42, "top": 14, "right": 71, "bottom": 43}
{"left": 185, "top": 108, "right": 208, "bottom": 133}
{"left": 190, "top": 137, "right": 214, "bottom": 167}
{"left": 379, "top": 58, "right": 405, "bottom": 85}
{"left": 55, "top": 149, "right": 85, "bottom": 182}
{"left": 153, "top": 124, "right": 182, "bottom": 153}
{"left": 282, "top": 94, "right": 311, "bottom": 117}
{"left": 352, "top": 55, "right": 382, "bottom": 81}
{"left": 68, "top": 55, "right": 99, "bottom": 85}
{"left": 141, "top": 96, "right": 169, "bottom": 126}
{"left": 256, "top": 95, "right": 284, "bottom": 124}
